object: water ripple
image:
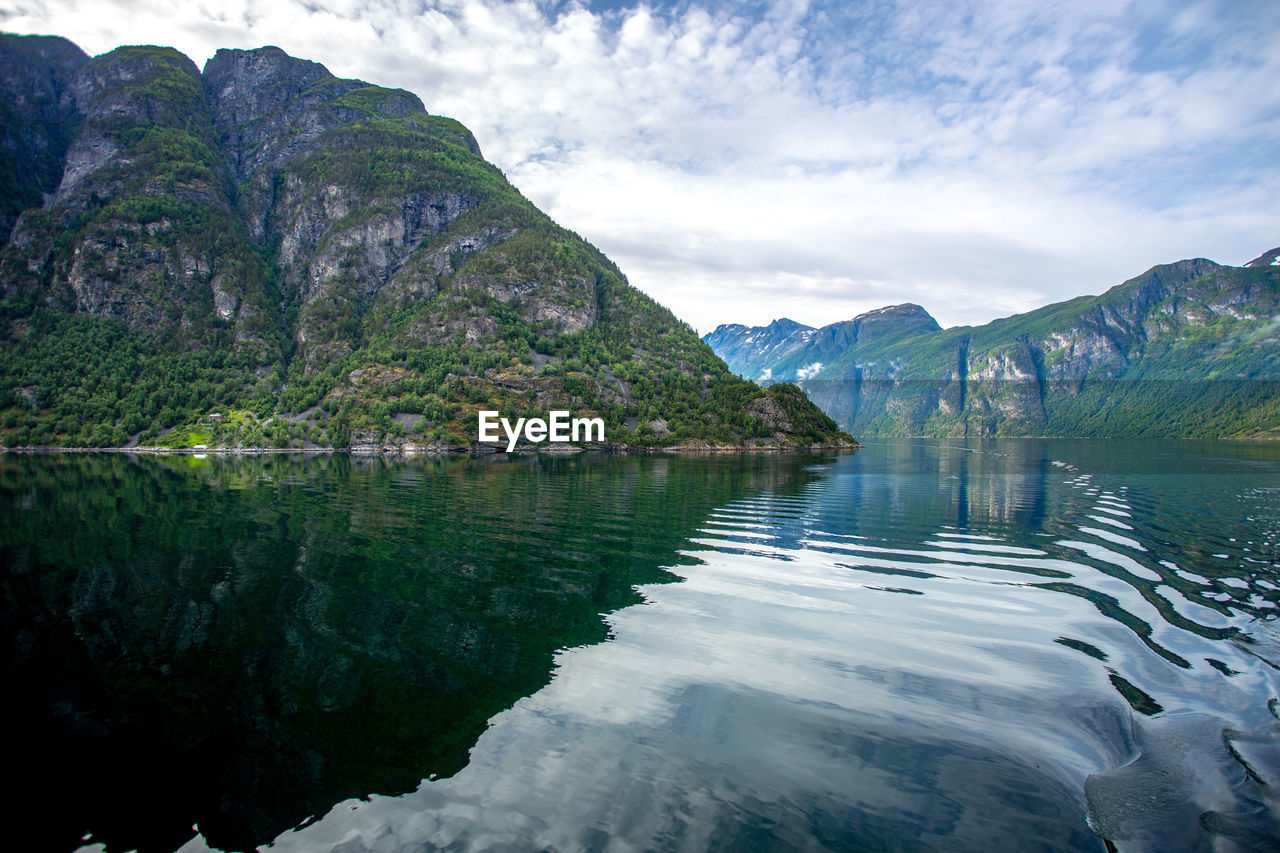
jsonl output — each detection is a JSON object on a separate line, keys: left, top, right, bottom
{"left": 13, "top": 441, "right": 1277, "bottom": 853}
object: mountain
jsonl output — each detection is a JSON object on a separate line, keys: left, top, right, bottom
{"left": 706, "top": 304, "right": 941, "bottom": 382}
{"left": 0, "top": 35, "right": 86, "bottom": 244}
{"left": 0, "top": 34, "right": 851, "bottom": 450}
{"left": 705, "top": 253, "right": 1280, "bottom": 439}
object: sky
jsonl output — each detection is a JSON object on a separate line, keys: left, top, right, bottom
{"left": 3, "top": 0, "right": 1278, "bottom": 333}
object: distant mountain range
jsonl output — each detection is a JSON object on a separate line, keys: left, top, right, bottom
{"left": 705, "top": 249, "right": 1280, "bottom": 439}
{"left": 0, "top": 34, "right": 849, "bottom": 450}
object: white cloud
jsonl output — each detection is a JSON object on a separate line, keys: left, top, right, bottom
{"left": 795, "top": 361, "right": 823, "bottom": 380}
{"left": 4, "top": 0, "right": 1278, "bottom": 332}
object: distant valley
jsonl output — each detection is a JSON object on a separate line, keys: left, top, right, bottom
{"left": 705, "top": 249, "right": 1280, "bottom": 439}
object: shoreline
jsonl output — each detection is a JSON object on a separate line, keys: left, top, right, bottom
{"left": 0, "top": 442, "right": 860, "bottom": 456}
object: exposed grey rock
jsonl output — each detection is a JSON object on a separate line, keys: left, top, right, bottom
{"left": 0, "top": 34, "right": 88, "bottom": 242}
{"left": 203, "top": 46, "right": 360, "bottom": 179}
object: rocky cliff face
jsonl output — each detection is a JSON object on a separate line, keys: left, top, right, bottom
{"left": 0, "top": 34, "right": 87, "bottom": 244}
{"left": 0, "top": 35, "right": 851, "bottom": 450}
{"left": 3, "top": 43, "right": 278, "bottom": 361}
{"left": 200, "top": 46, "right": 487, "bottom": 371}
{"left": 706, "top": 258, "right": 1280, "bottom": 439}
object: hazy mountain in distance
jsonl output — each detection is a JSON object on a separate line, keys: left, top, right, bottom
{"left": 705, "top": 251, "right": 1280, "bottom": 439}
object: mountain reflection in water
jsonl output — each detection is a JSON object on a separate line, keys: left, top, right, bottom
{"left": 3, "top": 441, "right": 1279, "bottom": 852}
{"left": 1, "top": 452, "right": 812, "bottom": 853}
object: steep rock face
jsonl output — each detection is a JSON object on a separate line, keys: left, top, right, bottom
{"left": 708, "top": 258, "right": 1280, "bottom": 439}
{"left": 0, "top": 38, "right": 851, "bottom": 450}
{"left": 270, "top": 177, "right": 478, "bottom": 368}
{"left": 55, "top": 47, "right": 227, "bottom": 208}
{"left": 203, "top": 47, "right": 463, "bottom": 182}
{"left": 374, "top": 220, "right": 517, "bottom": 312}
{"left": 203, "top": 46, "right": 349, "bottom": 179}
{"left": 0, "top": 34, "right": 87, "bottom": 244}
{"left": 1, "top": 45, "right": 278, "bottom": 357}
{"left": 199, "top": 47, "right": 487, "bottom": 371}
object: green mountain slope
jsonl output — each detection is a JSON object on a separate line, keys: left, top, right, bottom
{"left": 0, "top": 36, "right": 851, "bottom": 451}
{"left": 706, "top": 255, "right": 1280, "bottom": 439}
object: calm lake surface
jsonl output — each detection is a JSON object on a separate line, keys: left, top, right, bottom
{"left": 3, "top": 440, "right": 1279, "bottom": 852}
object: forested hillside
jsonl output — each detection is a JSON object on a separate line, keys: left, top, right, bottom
{"left": 0, "top": 35, "right": 851, "bottom": 450}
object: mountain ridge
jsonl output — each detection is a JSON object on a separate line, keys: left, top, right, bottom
{"left": 0, "top": 33, "right": 852, "bottom": 451}
{"left": 704, "top": 252, "right": 1280, "bottom": 439}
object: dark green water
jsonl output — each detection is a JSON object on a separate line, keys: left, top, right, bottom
{"left": 2, "top": 441, "right": 1278, "bottom": 852}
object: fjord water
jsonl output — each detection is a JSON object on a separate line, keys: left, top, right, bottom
{"left": 2, "top": 443, "right": 1278, "bottom": 852}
